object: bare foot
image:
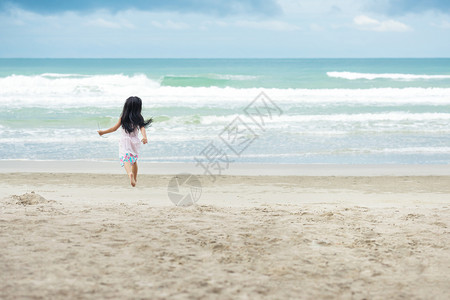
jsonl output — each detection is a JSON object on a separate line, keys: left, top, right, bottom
{"left": 129, "top": 173, "right": 136, "bottom": 187}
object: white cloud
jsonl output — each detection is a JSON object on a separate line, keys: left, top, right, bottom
{"left": 354, "top": 15, "right": 379, "bottom": 26}
{"left": 86, "top": 18, "right": 122, "bottom": 29}
{"left": 235, "top": 20, "right": 300, "bottom": 31}
{"left": 353, "top": 14, "right": 411, "bottom": 32}
{"left": 151, "top": 20, "right": 189, "bottom": 30}
{"left": 376, "top": 19, "right": 411, "bottom": 32}
{"left": 198, "top": 19, "right": 300, "bottom": 31}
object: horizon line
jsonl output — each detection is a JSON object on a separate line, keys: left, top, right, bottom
{"left": 1, "top": 57, "right": 450, "bottom": 59}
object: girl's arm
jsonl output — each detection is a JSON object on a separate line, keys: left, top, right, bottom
{"left": 98, "top": 119, "right": 121, "bottom": 136}
{"left": 140, "top": 126, "right": 148, "bottom": 144}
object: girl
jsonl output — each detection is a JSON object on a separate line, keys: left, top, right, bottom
{"left": 98, "top": 96, "right": 152, "bottom": 187}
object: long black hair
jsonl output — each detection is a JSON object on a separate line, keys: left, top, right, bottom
{"left": 121, "top": 96, "right": 152, "bottom": 134}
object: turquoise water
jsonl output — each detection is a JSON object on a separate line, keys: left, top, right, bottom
{"left": 1, "top": 58, "right": 450, "bottom": 89}
{"left": 0, "top": 58, "right": 449, "bottom": 164}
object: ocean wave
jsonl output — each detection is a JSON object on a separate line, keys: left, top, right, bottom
{"left": 1, "top": 73, "right": 450, "bottom": 108}
{"left": 153, "top": 112, "right": 450, "bottom": 126}
{"left": 162, "top": 74, "right": 259, "bottom": 81}
{"left": 327, "top": 71, "right": 450, "bottom": 80}
{"left": 367, "top": 147, "right": 450, "bottom": 154}
{"left": 236, "top": 146, "right": 450, "bottom": 157}
{"left": 41, "top": 73, "right": 90, "bottom": 78}
{"left": 276, "top": 112, "right": 450, "bottom": 122}
{"left": 0, "top": 73, "right": 160, "bottom": 98}
{"left": 212, "top": 74, "right": 259, "bottom": 80}
{"left": 160, "top": 73, "right": 259, "bottom": 87}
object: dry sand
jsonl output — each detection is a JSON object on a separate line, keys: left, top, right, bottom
{"left": 0, "top": 170, "right": 449, "bottom": 299}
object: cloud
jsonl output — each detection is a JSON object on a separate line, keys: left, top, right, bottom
{"left": 1, "top": 0, "right": 281, "bottom": 16}
{"left": 354, "top": 15, "right": 379, "bottom": 26}
{"left": 235, "top": 20, "right": 300, "bottom": 31}
{"left": 199, "top": 19, "right": 300, "bottom": 31}
{"left": 353, "top": 15, "right": 411, "bottom": 32}
{"left": 86, "top": 18, "right": 122, "bottom": 29}
{"left": 151, "top": 20, "right": 189, "bottom": 30}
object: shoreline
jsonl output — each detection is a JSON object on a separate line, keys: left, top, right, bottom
{"left": 1, "top": 160, "right": 449, "bottom": 176}
{"left": 1, "top": 172, "right": 449, "bottom": 208}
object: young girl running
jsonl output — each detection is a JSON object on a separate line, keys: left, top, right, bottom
{"left": 98, "top": 96, "right": 152, "bottom": 187}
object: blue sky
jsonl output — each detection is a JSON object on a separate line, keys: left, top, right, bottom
{"left": 0, "top": 0, "right": 449, "bottom": 57}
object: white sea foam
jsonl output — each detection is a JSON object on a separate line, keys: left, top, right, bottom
{"left": 133, "top": 112, "right": 450, "bottom": 130}
{"left": 227, "top": 146, "right": 450, "bottom": 158}
{"left": 210, "top": 74, "right": 259, "bottom": 80}
{"left": 327, "top": 71, "right": 450, "bottom": 80}
{"left": 272, "top": 112, "right": 450, "bottom": 122}
{"left": 1, "top": 73, "right": 450, "bottom": 108}
{"left": 195, "top": 113, "right": 450, "bottom": 126}
{"left": 368, "top": 147, "right": 450, "bottom": 154}
{"left": 0, "top": 73, "right": 159, "bottom": 101}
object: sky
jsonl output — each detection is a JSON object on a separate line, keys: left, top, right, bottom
{"left": 0, "top": 0, "right": 449, "bottom": 58}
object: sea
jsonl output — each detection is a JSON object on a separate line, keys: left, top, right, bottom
{"left": 0, "top": 58, "right": 449, "bottom": 164}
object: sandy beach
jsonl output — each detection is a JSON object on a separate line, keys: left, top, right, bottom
{"left": 0, "top": 163, "right": 449, "bottom": 299}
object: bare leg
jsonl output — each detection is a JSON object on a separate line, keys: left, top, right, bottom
{"left": 132, "top": 162, "right": 138, "bottom": 183}
{"left": 123, "top": 162, "right": 136, "bottom": 187}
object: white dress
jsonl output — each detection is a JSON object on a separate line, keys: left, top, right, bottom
{"left": 119, "top": 127, "right": 140, "bottom": 166}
